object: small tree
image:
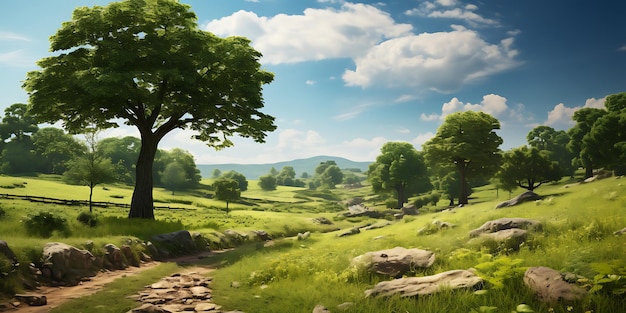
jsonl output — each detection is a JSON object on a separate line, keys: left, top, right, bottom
{"left": 368, "top": 142, "right": 430, "bottom": 209}
{"left": 161, "top": 162, "right": 187, "bottom": 195}
{"left": 64, "top": 130, "right": 116, "bottom": 212}
{"left": 213, "top": 178, "right": 240, "bottom": 214}
{"left": 258, "top": 174, "right": 277, "bottom": 191}
{"left": 499, "top": 146, "right": 562, "bottom": 191}
{"left": 222, "top": 170, "right": 248, "bottom": 191}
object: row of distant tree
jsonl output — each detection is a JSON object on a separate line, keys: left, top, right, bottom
{"left": 0, "top": 103, "right": 201, "bottom": 193}
{"left": 368, "top": 92, "right": 626, "bottom": 209}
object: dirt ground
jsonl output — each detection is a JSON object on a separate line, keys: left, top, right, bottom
{"left": 7, "top": 251, "right": 218, "bottom": 313}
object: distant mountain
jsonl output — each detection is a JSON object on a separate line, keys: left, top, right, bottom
{"left": 198, "top": 155, "right": 373, "bottom": 179}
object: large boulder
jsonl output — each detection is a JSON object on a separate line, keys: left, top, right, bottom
{"left": 495, "top": 191, "right": 541, "bottom": 209}
{"left": 469, "top": 218, "right": 542, "bottom": 238}
{"left": 352, "top": 247, "right": 435, "bottom": 278}
{"left": 523, "top": 267, "right": 587, "bottom": 303}
{"left": 40, "top": 242, "right": 96, "bottom": 284}
{"left": 482, "top": 228, "right": 528, "bottom": 250}
{"left": 0, "top": 240, "right": 18, "bottom": 267}
{"left": 150, "top": 230, "right": 196, "bottom": 256}
{"left": 365, "top": 269, "right": 482, "bottom": 298}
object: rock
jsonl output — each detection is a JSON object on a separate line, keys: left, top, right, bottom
{"left": 495, "top": 190, "right": 541, "bottom": 208}
{"left": 483, "top": 228, "right": 527, "bottom": 240}
{"left": 352, "top": 247, "right": 435, "bottom": 278}
{"left": 104, "top": 243, "right": 127, "bottom": 269}
{"left": 337, "top": 227, "right": 360, "bottom": 237}
{"left": 523, "top": 266, "right": 587, "bottom": 303}
{"left": 614, "top": 227, "right": 626, "bottom": 235}
{"left": 0, "top": 240, "right": 18, "bottom": 267}
{"left": 469, "top": 218, "right": 542, "bottom": 238}
{"left": 312, "top": 217, "right": 333, "bottom": 225}
{"left": 41, "top": 242, "right": 96, "bottom": 284}
{"left": 362, "top": 221, "right": 391, "bottom": 230}
{"left": 150, "top": 230, "right": 197, "bottom": 255}
{"left": 343, "top": 204, "right": 382, "bottom": 218}
{"left": 223, "top": 229, "right": 247, "bottom": 246}
{"left": 297, "top": 231, "right": 311, "bottom": 241}
{"left": 365, "top": 269, "right": 483, "bottom": 298}
{"left": 432, "top": 220, "right": 456, "bottom": 229}
{"left": 251, "top": 230, "right": 272, "bottom": 241}
{"left": 337, "top": 302, "right": 354, "bottom": 310}
{"left": 313, "top": 304, "right": 331, "bottom": 313}
{"left": 14, "top": 294, "right": 47, "bottom": 306}
{"left": 401, "top": 204, "right": 419, "bottom": 215}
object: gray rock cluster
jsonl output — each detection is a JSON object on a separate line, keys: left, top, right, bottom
{"left": 128, "top": 272, "right": 244, "bottom": 313}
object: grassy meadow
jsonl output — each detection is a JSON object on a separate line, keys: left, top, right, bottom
{"left": 0, "top": 173, "right": 625, "bottom": 312}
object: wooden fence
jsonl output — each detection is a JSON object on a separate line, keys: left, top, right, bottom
{"left": 0, "top": 194, "right": 186, "bottom": 210}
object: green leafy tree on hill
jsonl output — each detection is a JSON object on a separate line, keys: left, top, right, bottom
{"left": 23, "top": 0, "right": 276, "bottom": 219}
{"left": 585, "top": 92, "right": 626, "bottom": 175}
{"left": 526, "top": 126, "right": 574, "bottom": 177}
{"left": 161, "top": 162, "right": 187, "bottom": 195}
{"left": 64, "top": 130, "right": 116, "bottom": 212}
{"left": 258, "top": 174, "right": 277, "bottom": 191}
{"left": 222, "top": 170, "right": 248, "bottom": 192}
{"left": 568, "top": 108, "right": 607, "bottom": 179}
{"left": 498, "top": 146, "right": 561, "bottom": 191}
{"left": 32, "top": 127, "right": 86, "bottom": 174}
{"left": 0, "top": 103, "right": 40, "bottom": 174}
{"left": 213, "top": 178, "right": 240, "bottom": 214}
{"left": 423, "top": 111, "right": 503, "bottom": 205}
{"left": 368, "top": 142, "right": 430, "bottom": 209}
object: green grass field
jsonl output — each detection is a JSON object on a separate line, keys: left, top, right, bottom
{"left": 1, "top": 174, "right": 625, "bottom": 312}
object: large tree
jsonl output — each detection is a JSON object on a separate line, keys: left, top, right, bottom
{"left": 526, "top": 126, "right": 574, "bottom": 177}
{"left": 568, "top": 108, "right": 606, "bottom": 179}
{"left": 32, "top": 127, "right": 86, "bottom": 174}
{"left": 368, "top": 142, "right": 430, "bottom": 209}
{"left": 23, "top": 0, "right": 276, "bottom": 219}
{"left": 423, "top": 111, "right": 503, "bottom": 205}
{"left": 498, "top": 146, "right": 561, "bottom": 191}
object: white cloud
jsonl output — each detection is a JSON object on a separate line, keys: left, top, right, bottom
{"left": 411, "top": 132, "right": 435, "bottom": 147}
{"left": 0, "top": 50, "right": 35, "bottom": 67}
{"left": 342, "top": 25, "right": 519, "bottom": 91}
{"left": 205, "top": 3, "right": 412, "bottom": 64}
{"left": 405, "top": 0, "right": 497, "bottom": 27}
{"left": 618, "top": 45, "right": 626, "bottom": 52}
{"left": 394, "top": 94, "right": 417, "bottom": 103}
{"left": 0, "top": 31, "right": 30, "bottom": 41}
{"left": 305, "top": 80, "right": 317, "bottom": 85}
{"left": 420, "top": 113, "right": 439, "bottom": 121}
{"left": 544, "top": 97, "right": 606, "bottom": 129}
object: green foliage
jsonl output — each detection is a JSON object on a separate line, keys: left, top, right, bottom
{"left": 258, "top": 174, "right": 277, "bottom": 191}
{"left": 160, "top": 162, "right": 187, "bottom": 194}
{"left": 0, "top": 207, "right": 5, "bottom": 219}
{"left": 24, "top": 0, "right": 276, "bottom": 219}
{"left": 221, "top": 170, "right": 248, "bottom": 191}
{"left": 589, "top": 259, "right": 626, "bottom": 295}
{"left": 76, "top": 211, "right": 98, "bottom": 227}
{"left": 424, "top": 111, "right": 503, "bottom": 204}
{"left": 368, "top": 142, "right": 430, "bottom": 208}
{"left": 24, "top": 212, "right": 69, "bottom": 238}
{"left": 473, "top": 256, "right": 526, "bottom": 289}
{"left": 499, "top": 146, "right": 562, "bottom": 191}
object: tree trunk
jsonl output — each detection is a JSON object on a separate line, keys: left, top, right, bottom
{"left": 584, "top": 158, "right": 593, "bottom": 179}
{"left": 396, "top": 185, "right": 405, "bottom": 209}
{"left": 128, "top": 133, "right": 159, "bottom": 219}
{"left": 89, "top": 185, "right": 94, "bottom": 213}
{"left": 458, "top": 163, "right": 469, "bottom": 205}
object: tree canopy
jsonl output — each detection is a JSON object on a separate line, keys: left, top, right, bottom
{"left": 499, "top": 146, "right": 561, "bottom": 191}
{"left": 423, "top": 111, "right": 502, "bottom": 204}
{"left": 368, "top": 142, "right": 430, "bottom": 209}
{"left": 526, "top": 125, "right": 574, "bottom": 177}
{"left": 23, "top": 0, "right": 276, "bottom": 219}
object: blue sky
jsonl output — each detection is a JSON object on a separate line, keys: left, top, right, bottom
{"left": 1, "top": 0, "right": 625, "bottom": 164}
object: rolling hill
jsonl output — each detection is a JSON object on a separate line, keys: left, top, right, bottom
{"left": 197, "top": 155, "right": 372, "bottom": 179}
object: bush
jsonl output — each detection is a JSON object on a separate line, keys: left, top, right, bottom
{"left": 77, "top": 211, "right": 98, "bottom": 227}
{"left": 0, "top": 207, "right": 5, "bottom": 219}
{"left": 24, "top": 212, "right": 69, "bottom": 237}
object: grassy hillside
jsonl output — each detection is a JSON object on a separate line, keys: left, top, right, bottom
{"left": 1, "top": 174, "right": 625, "bottom": 312}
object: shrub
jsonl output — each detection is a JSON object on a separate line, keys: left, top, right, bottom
{"left": 24, "top": 212, "right": 69, "bottom": 238}
{"left": 77, "top": 211, "right": 98, "bottom": 227}
{"left": 0, "top": 207, "right": 5, "bottom": 219}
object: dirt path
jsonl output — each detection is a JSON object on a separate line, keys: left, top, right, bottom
{"left": 7, "top": 251, "right": 219, "bottom": 313}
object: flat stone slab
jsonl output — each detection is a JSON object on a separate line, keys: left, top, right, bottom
{"left": 523, "top": 266, "right": 587, "bottom": 303}
{"left": 352, "top": 247, "right": 435, "bottom": 278}
{"left": 469, "top": 218, "right": 542, "bottom": 238}
{"left": 365, "top": 269, "right": 483, "bottom": 298}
